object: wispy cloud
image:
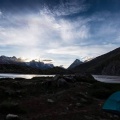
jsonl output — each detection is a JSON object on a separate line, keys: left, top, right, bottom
{"left": 53, "top": 0, "right": 90, "bottom": 16}
{"left": 0, "top": 10, "right": 90, "bottom": 51}
{"left": 47, "top": 44, "right": 118, "bottom": 58}
{"left": 0, "top": 1, "right": 120, "bottom": 67}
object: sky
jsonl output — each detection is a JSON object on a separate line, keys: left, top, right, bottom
{"left": 0, "top": 0, "right": 120, "bottom": 67}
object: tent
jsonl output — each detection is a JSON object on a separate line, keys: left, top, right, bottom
{"left": 102, "top": 91, "right": 120, "bottom": 115}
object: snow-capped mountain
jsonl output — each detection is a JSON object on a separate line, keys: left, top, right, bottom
{"left": 84, "top": 57, "right": 94, "bottom": 63}
{"left": 0, "top": 55, "right": 54, "bottom": 70}
{"left": 27, "top": 60, "right": 54, "bottom": 70}
{"left": 0, "top": 56, "right": 20, "bottom": 64}
{"left": 68, "top": 59, "right": 83, "bottom": 69}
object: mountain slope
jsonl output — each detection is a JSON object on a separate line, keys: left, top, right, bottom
{"left": 73, "top": 47, "right": 120, "bottom": 75}
{"left": 68, "top": 59, "right": 83, "bottom": 69}
{"left": 0, "top": 56, "right": 54, "bottom": 70}
{"left": 43, "top": 66, "right": 69, "bottom": 74}
{"left": 27, "top": 60, "right": 54, "bottom": 70}
{"left": 0, "top": 64, "right": 41, "bottom": 74}
{"left": 0, "top": 56, "right": 68, "bottom": 74}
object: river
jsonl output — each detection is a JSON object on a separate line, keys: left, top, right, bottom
{"left": 92, "top": 75, "right": 120, "bottom": 83}
{"left": 0, "top": 73, "right": 55, "bottom": 79}
{"left": 0, "top": 73, "right": 120, "bottom": 83}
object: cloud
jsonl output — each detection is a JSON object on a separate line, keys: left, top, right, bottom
{"left": 42, "top": 59, "right": 53, "bottom": 64}
{"left": 42, "top": 60, "right": 53, "bottom": 62}
{"left": 47, "top": 44, "right": 118, "bottom": 57}
{"left": 58, "top": 18, "right": 90, "bottom": 43}
{"left": 0, "top": 11, "right": 2, "bottom": 16}
{"left": 53, "top": 0, "right": 90, "bottom": 16}
{"left": 0, "top": 4, "right": 120, "bottom": 67}
{"left": 0, "top": 12, "right": 57, "bottom": 46}
{"left": 0, "top": 9, "right": 90, "bottom": 47}
{"left": 47, "top": 43, "right": 119, "bottom": 67}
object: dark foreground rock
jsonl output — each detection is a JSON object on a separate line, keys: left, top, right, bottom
{"left": 0, "top": 74, "right": 120, "bottom": 120}
{"left": 6, "top": 114, "right": 19, "bottom": 120}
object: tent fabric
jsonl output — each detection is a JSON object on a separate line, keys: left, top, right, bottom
{"left": 102, "top": 91, "right": 120, "bottom": 114}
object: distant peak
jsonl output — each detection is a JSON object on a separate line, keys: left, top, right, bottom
{"left": 68, "top": 59, "right": 83, "bottom": 69}
{"left": 1, "top": 55, "right": 6, "bottom": 57}
{"left": 75, "top": 59, "right": 81, "bottom": 62}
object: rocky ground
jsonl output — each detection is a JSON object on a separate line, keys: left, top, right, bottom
{"left": 0, "top": 74, "right": 120, "bottom": 120}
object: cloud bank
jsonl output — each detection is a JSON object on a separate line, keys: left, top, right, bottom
{"left": 0, "top": 0, "right": 120, "bottom": 67}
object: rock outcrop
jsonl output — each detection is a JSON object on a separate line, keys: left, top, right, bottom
{"left": 6, "top": 114, "right": 19, "bottom": 120}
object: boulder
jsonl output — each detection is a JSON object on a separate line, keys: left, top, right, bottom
{"left": 47, "top": 99, "right": 54, "bottom": 103}
{"left": 6, "top": 114, "right": 19, "bottom": 120}
{"left": 53, "top": 75, "right": 62, "bottom": 81}
{"left": 57, "top": 78, "right": 68, "bottom": 87}
{"left": 42, "top": 80, "right": 52, "bottom": 88}
{"left": 64, "top": 76, "right": 76, "bottom": 83}
{"left": 76, "top": 103, "right": 82, "bottom": 107}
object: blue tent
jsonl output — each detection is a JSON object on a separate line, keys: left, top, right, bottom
{"left": 102, "top": 91, "right": 120, "bottom": 114}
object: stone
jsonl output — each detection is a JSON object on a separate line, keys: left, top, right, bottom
{"left": 84, "top": 116, "right": 93, "bottom": 120}
{"left": 76, "top": 103, "right": 82, "bottom": 107}
{"left": 64, "top": 76, "right": 76, "bottom": 83}
{"left": 53, "top": 75, "right": 61, "bottom": 81}
{"left": 47, "top": 99, "right": 54, "bottom": 103}
{"left": 57, "top": 78, "right": 68, "bottom": 87}
{"left": 113, "top": 115, "right": 119, "bottom": 118}
{"left": 42, "top": 80, "right": 52, "bottom": 88}
{"left": 81, "top": 98, "right": 87, "bottom": 103}
{"left": 6, "top": 114, "right": 19, "bottom": 120}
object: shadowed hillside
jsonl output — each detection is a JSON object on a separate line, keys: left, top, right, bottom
{"left": 0, "top": 64, "right": 69, "bottom": 74}
{"left": 43, "top": 66, "right": 69, "bottom": 74}
{"left": 68, "top": 59, "right": 83, "bottom": 69}
{"left": 72, "top": 47, "right": 120, "bottom": 75}
{"left": 0, "top": 64, "right": 41, "bottom": 74}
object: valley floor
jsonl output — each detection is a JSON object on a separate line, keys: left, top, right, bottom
{"left": 0, "top": 74, "right": 120, "bottom": 120}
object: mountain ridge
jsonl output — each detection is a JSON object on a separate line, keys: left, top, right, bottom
{"left": 0, "top": 47, "right": 120, "bottom": 75}
{"left": 68, "top": 59, "right": 83, "bottom": 69}
{"left": 0, "top": 55, "right": 54, "bottom": 70}
{"left": 72, "top": 47, "right": 120, "bottom": 75}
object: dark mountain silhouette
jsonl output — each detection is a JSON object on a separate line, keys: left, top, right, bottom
{"left": 43, "top": 66, "right": 69, "bottom": 74}
{"left": 68, "top": 59, "right": 83, "bottom": 69}
{"left": 72, "top": 47, "right": 120, "bottom": 75}
{"left": 0, "top": 64, "right": 41, "bottom": 74}
{"left": 0, "top": 56, "right": 67, "bottom": 74}
{"left": 0, "top": 56, "right": 54, "bottom": 70}
{"left": 27, "top": 60, "right": 54, "bottom": 70}
{"left": 0, "top": 64, "right": 68, "bottom": 74}
{"left": 0, "top": 47, "right": 120, "bottom": 75}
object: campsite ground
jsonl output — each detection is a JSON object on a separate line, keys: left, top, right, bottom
{"left": 0, "top": 75, "right": 120, "bottom": 120}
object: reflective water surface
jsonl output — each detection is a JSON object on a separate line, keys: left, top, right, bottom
{"left": 0, "top": 73, "right": 55, "bottom": 79}
{"left": 92, "top": 75, "right": 120, "bottom": 83}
